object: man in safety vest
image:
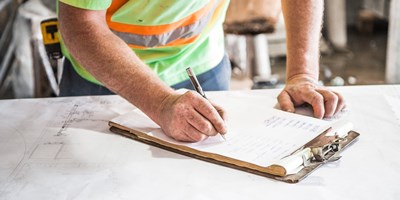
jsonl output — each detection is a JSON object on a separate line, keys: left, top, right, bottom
{"left": 58, "top": 0, "right": 345, "bottom": 142}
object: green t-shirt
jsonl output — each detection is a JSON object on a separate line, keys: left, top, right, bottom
{"left": 58, "top": 0, "right": 229, "bottom": 86}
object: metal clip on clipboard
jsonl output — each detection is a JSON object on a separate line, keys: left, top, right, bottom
{"left": 276, "top": 120, "right": 359, "bottom": 183}
{"left": 304, "top": 120, "right": 353, "bottom": 166}
{"left": 303, "top": 136, "right": 348, "bottom": 167}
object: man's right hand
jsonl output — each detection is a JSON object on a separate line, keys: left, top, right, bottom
{"left": 156, "top": 91, "right": 227, "bottom": 142}
{"left": 59, "top": 3, "right": 226, "bottom": 143}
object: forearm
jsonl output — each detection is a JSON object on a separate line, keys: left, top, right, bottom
{"left": 281, "top": 0, "right": 324, "bottom": 81}
{"left": 59, "top": 4, "right": 174, "bottom": 123}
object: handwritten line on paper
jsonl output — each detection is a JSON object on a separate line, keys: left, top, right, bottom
{"left": 264, "top": 115, "right": 322, "bottom": 133}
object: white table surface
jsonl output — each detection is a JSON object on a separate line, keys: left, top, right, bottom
{"left": 1, "top": 85, "right": 400, "bottom": 200}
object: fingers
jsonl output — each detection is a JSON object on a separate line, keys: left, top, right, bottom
{"left": 315, "top": 89, "right": 347, "bottom": 118}
{"left": 192, "top": 95, "right": 227, "bottom": 134}
{"left": 316, "top": 89, "right": 338, "bottom": 118}
{"left": 301, "top": 89, "right": 346, "bottom": 119}
{"left": 210, "top": 102, "right": 228, "bottom": 137}
{"left": 302, "top": 90, "right": 325, "bottom": 119}
{"left": 160, "top": 91, "right": 227, "bottom": 143}
{"left": 181, "top": 124, "right": 208, "bottom": 142}
{"left": 185, "top": 108, "right": 219, "bottom": 136}
{"left": 169, "top": 124, "right": 206, "bottom": 143}
{"left": 210, "top": 102, "right": 227, "bottom": 122}
{"left": 333, "top": 91, "right": 346, "bottom": 114}
{"left": 277, "top": 90, "right": 295, "bottom": 113}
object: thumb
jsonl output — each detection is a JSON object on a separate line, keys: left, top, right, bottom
{"left": 277, "top": 90, "right": 295, "bottom": 113}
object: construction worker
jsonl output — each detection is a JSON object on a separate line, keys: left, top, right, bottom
{"left": 58, "top": 0, "right": 345, "bottom": 142}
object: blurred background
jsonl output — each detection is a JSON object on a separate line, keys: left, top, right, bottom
{"left": 0, "top": 0, "right": 399, "bottom": 99}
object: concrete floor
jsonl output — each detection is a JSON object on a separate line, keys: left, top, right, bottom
{"left": 231, "top": 26, "right": 388, "bottom": 90}
{"left": 320, "top": 27, "right": 387, "bottom": 85}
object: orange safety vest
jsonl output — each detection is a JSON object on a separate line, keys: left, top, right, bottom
{"left": 106, "top": 0, "right": 227, "bottom": 48}
{"left": 60, "top": 0, "right": 230, "bottom": 86}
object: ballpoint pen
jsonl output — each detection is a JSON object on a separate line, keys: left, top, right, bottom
{"left": 186, "top": 67, "right": 226, "bottom": 141}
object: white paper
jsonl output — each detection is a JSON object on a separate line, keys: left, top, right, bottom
{"left": 385, "top": 95, "right": 400, "bottom": 125}
{"left": 0, "top": 96, "right": 134, "bottom": 198}
{"left": 2, "top": 86, "right": 400, "bottom": 200}
{"left": 273, "top": 148, "right": 313, "bottom": 175}
{"left": 113, "top": 93, "right": 330, "bottom": 167}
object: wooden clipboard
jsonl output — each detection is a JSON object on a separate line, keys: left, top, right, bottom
{"left": 109, "top": 120, "right": 360, "bottom": 183}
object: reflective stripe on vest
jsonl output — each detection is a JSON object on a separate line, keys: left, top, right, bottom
{"left": 106, "top": 0, "right": 224, "bottom": 48}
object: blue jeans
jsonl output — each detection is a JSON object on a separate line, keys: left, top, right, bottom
{"left": 59, "top": 55, "right": 231, "bottom": 96}
{"left": 171, "top": 55, "right": 231, "bottom": 91}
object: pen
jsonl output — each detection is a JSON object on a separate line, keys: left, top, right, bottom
{"left": 186, "top": 67, "right": 207, "bottom": 99}
{"left": 186, "top": 67, "right": 226, "bottom": 141}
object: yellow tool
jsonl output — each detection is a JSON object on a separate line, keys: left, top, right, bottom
{"left": 40, "top": 18, "right": 64, "bottom": 95}
{"left": 40, "top": 18, "right": 63, "bottom": 60}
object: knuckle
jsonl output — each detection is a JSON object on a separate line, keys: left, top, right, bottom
{"left": 326, "top": 93, "right": 339, "bottom": 102}
{"left": 198, "top": 122, "right": 212, "bottom": 133}
{"left": 183, "top": 123, "right": 192, "bottom": 132}
{"left": 197, "top": 102, "right": 208, "bottom": 110}
{"left": 311, "top": 94, "right": 323, "bottom": 105}
{"left": 288, "top": 87, "right": 297, "bottom": 95}
{"left": 186, "top": 113, "right": 195, "bottom": 121}
{"left": 183, "top": 126, "right": 202, "bottom": 142}
{"left": 205, "top": 109, "right": 213, "bottom": 116}
{"left": 325, "top": 110, "right": 334, "bottom": 117}
{"left": 277, "top": 92, "right": 284, "bottom": 99}
{"left": 185, "top": 91, "right": 197, "bottom": 100}
{"left": 191, "top": 133, "right": 203, "bottom": 142}
{"left": 277, "top": 93, "right": 288, "bottom": 102}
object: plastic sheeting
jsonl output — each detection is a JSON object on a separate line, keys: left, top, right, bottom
{"left": 11, "top": 0, "right": 55, "bottom": 98}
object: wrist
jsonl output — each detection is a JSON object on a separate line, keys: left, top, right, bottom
{"left": 150, "top": 89, "right": 178, "bottom": 125}
{"left": 287, "top": 73, "right": 318, "bottom": 83}
{"left": 117, "top": 78, "right": 176, "bottom": 125}
{"left": 286, "top": 53, "right": 320, "bottom": 82}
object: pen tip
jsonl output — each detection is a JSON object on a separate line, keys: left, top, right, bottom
{"left": 221, "top": 134, "right": 226, "bottom": 141}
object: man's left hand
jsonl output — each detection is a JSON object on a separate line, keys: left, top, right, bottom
{"left": 277, "top": 75, "right": 346, "bottom": 119}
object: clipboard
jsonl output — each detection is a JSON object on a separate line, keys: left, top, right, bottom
{"left": 109, "top": 119, "right": 360, "bottom": 183}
